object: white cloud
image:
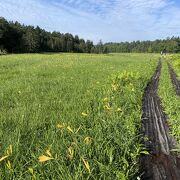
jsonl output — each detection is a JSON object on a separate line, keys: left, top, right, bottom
{"left": 0, "top": 0, "right": 180, "bottom": 43}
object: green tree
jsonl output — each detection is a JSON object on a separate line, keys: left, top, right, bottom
{"left": 21, "top": 27, "right": 39, "bottom": 53}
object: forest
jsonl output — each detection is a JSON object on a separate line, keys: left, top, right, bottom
{"left": 0, "top": 17, "right": 94, "bottom": 53}
{"left": 103, "top": 38, "right": 180, "bottom": 53}
{"left": 0, "top": 17, "right": 180, "bottom": 54}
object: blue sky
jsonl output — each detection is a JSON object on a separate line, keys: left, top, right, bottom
{"left": 0, "top": 0, "right": 180, "bottom": 43}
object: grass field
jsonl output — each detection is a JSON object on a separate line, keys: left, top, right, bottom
{"left": 159, "top": 56, "right": 180, "bottom": 147}
{"left": 171, "top": 55, "right": 180, "bottom": 79}
{"left": 0, "top": 53, "right": 158, "bottom": 179}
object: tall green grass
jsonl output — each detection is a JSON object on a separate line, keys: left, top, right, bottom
{"left": 171, "top": 54, "right": 180, "bottom": 79}
{"left": 0, "top": 53, "right": 157, "bottom": 179}
{"left": 158, "top": 58, "right": 180, "bottom": 148}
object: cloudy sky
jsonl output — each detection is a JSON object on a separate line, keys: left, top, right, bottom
{"left": 0, "top": 0, "right": 180, "bottom": 43}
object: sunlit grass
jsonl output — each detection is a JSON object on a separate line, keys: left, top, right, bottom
{"left": 170, "top": 54, "right": 180, "bottom": 79}
{"left": 158, "top": 57, "right": 180, "bottom": 148}
{"left": 0, "top": 53, "right": 157, "bottom": 179}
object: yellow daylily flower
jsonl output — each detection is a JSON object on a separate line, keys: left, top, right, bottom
{"left": 38, "top": 155, "right": 54, "bottom": 163}
{"left": 81, "top": 112, "right": 88, "bottom": 117}
{"left": 75, "top": 126, "right": 81, "bottom": 133}
{"left": 82, "top": 158, "right": 90, "bottom": 173}
{"left": 46, "top": 149, "right": 53, "bottom": 157}
{"left": 67, "top": 126, "right": 74, "bottom": 133}
{"left": 0, "top": 155, "right": 8, "bottom": 162}
{"left": 84, "top": 137, "right": 92, "bottom": 145}
{"left": 67, "top": 146, "right": 74, "bottom": 160}
{"left": 57, "top": 123, "right": 65, "bottom": 129}
{"left": 104, "top": 104, "right": 112, "bottom": 111}
{"left": 116, "top": 108, "right": 122, "bottom": 112}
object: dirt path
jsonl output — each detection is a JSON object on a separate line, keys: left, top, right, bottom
{"left": 168, "top": 63, "right": 180, "bottom": 96}
{"left": 141, "top": 61, "right": 180, "bottom": 180}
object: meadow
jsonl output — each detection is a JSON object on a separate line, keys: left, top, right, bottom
{"left": 172, "top": 55, "right": 180, "bottom": 79}
{"left": 0, "top": 53, "right": 158, "bottom": 179}
{"left": 159, "top": 55, "right": 180, "bottom": 147}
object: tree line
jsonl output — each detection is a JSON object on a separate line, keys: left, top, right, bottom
{"left": 1, "top": 17, "right": 180, "bottom": 54}
{"left": 0, "top": 17, "right": 94, "bottom": 53}
{"left": 103, "top": 38, "right": 180, "bottom": 53}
